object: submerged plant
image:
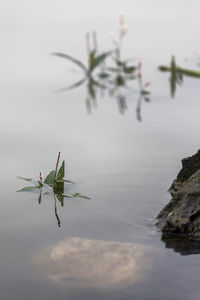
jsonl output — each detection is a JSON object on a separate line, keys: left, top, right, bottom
{"left": 17, "top": 152, "right": 90, "bottom": 227}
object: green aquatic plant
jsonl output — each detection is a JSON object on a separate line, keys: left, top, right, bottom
{"left": 17, "top": 152, "right": 90, "bottom": 227}
{"left": 17, "top": 152, "right": 90, "bottom": 200}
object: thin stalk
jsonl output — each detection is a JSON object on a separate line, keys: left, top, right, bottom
{"left": 54, "top": 151, "right": 61, "bottom": 184}
{"left": 138, "top": 75, "right": 143, "bottom": 92}
{"left": 54, "top": 193, "right": 61, "bottom": 228}
{"left": 136, "top": 94, "right": 142, "bottom": 122}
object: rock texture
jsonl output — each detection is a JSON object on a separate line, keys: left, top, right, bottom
{"left": 156, "top": 150, "right": 200, "bottom": 239}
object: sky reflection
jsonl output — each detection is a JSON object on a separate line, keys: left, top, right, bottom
{"left": 36, "top": 237, "right": 152, "bottom": 289}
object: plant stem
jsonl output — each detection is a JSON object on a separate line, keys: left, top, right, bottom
{"left": 54, "top": 192, "right": 61, "bottom": 228}
{"left": 54, "top": 151, "right": 61, "bottom": 184}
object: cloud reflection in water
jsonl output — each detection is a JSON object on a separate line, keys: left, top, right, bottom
{"left": 36, "top": 237, "right": 152, "bottom": 289}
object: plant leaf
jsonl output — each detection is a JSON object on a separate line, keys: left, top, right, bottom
{"left": 114, "top": 59, "right": 125, "bottom": 67}
{"left": 90, "top": 51, "right": 112, "bottom": 72}
{"left": 54, "top": 181, "right": 64, "bottom": 194}
{"left": 54, "top": 77, "right": 86, "bottom": 93}
{"left": 90, "top": 79, "right": 107, "bottom": 89}
{"left": 55, "top": 192, "right": 64, "bottom": 207}
{"left": 44, "top": 170, "right": 56, "bottom": 186}
{"left": 54, "top": 161, "right": 65, "bottom": 193}
{"left": 123, "top": 66, "right": 136, "bottom": 74}
{"left": 17, "top": 176, "right": 32, "bottom": 182}
{"left": 56, "top": 161, "right": 65, "bottom": 181}
{"left": 114, "top": 58, "right": 135, "bottom": 68}
{"left": 52, "top": 52, "right": 88, "bottom": 74}
{"left": 63, "top": 193, "right": 90, "bottom": 199}
{"left": 62, "top": 194, "right": 73, "bottom": 198}
{"left": 56, "top": 179, "right": 75, "bottom": 184}
{"left": 17, "top": 186, "right": 39, "bottom": 192}
{"left": 71, "top": 193, "right": 91, "bottom": 199}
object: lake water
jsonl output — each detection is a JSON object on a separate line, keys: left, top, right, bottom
{"left": 1, "top": 1, "right": 200, "bottom": 299}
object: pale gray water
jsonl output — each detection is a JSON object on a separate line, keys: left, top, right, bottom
{"left": 1, "top": 1, "right": 200, "bottom": 299}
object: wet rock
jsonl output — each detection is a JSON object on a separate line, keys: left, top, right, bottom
{"left": 176, "top": 149, "right": 200, "bottom": 182}
{"left": 156, "top": 150, "right": 200, "bottom": 239}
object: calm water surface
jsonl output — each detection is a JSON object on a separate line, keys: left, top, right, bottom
{"left": 1, "top": 1, "right": 200, "bottom": 299}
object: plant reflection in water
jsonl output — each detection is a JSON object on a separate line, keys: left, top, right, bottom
{"left": 53, "top": 13, "right": 151, "bottom": 120}
{"left": 159, "top": 55, "right": 200, "bottom": 98}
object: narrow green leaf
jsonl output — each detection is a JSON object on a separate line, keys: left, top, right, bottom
{"left": 54, "top": 181, "right": 64, "bottom": 194}
{"left": 52, "top": 52, "right": 88, "bottom": 74}
{"left": 159, "top": 65, "right": 200, "bottom": 78}
{"left": 179, "top": 68, "right": 200, "bottom": 78}
{"left": 17, "top": 186, "right": 39, "bottom": 192}
{"left": 114, "top": 58, "right": 135, "bottom": 67}
{"left": 90, "top": 51, "right": 112, "bottom": 72}
{"left": 56, "top": 179, "right": 75, "bottom": 184}
{"left": 54, "top": 160, "right": 65, "bottom": 193}
{"left": 63, "top": 193, "right": 90, "bottom": 199}
{"left": 90, "top": 79, "right": 107, "bottom": 89}
{"left": 114, "top": 59, "right": 124, "bottom": 67}
{"left": 56, "top": 161, "right": 65, "bottom": 181}
{"left": 17, "top": 176, "right": 32, "bottom": 182}
{"left": 71, "top": 193, "right": 91, "bottom": 199}
{"left": 62, "top": 194, "right": 73, "bottom": 198}
{"left": 54, "top": 77, "right": 86, "bottom": 93}
{"left": 44, "top": 170, "right": 56, "bottom": 186}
